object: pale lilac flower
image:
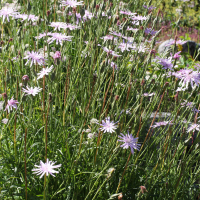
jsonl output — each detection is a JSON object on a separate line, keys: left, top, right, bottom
{"left": 117, "top": 41, "right": 135, "bottom": 52}
{"left": 37, "top": 66, "right": 54, "bottom": 80}
{"left": 102, "top": 47, "right": 122, "bottom": 57}
{"left": 173, "top": 69, "right": 200, "bottom": 90}
{"left": 109, "top": 31, "right": 122, "bottom": 37}
{"left": 181, "top": 100, "right": 199, "bottom": 113}
{"left": 143, "top": 5, "right": 156, "bottom": 11}
{"left": 131, "top": 15, "right": 147, "bottom": 21}
{"left": 5, "top": 97, "right": 19, "bottom": 113}
{"left": 22, "top": 86, "right": 42, "bottom": 96}
{"left": 165, "top": 39, "right": 187, "bottom": 47}
{"left": 35, "top": 33, "right": 48, "bottom": 40}
{"left": 49, "top": 22, "right": 68, "bottom": 31}
{"left": 15, "top": 14, "right": 39, "bottom": 22}
{"left": 151, "top": 121, "right": 173, "bottom": 128}
{"left": 187, "top": 123, "right": 200, "bottom": 133}
{"left": 2, "top": 118, "right": 8, "bottom": 124}
{"left": 127, "top": 27, "right": 138, "bottom": 32}
{"left": 172, "top": 51, "right": 181, "bottom": 60}
{"left": 99, "top": 117, "right": 118, "bottom": 133}
{"left": 144, "top": 28, "right": 157, "bottom": 36}
{"left": 143, "top": 92, "right": 155, "bottom": 97}
{"left": 24, "top": 51, "right": 46, "bottom": 67}
{"left": 119, "top": 10, "right": 136, "bottom": 16}
{"left": 47, "top": 33, "right": 73, "bottom": 46}
{"left": 156, "top": 57, "right": 173, "bottom": 70}
{"left": 53, "top": 51, "right": 62, "bottom": 62}
{"left": 108, "top": 59, "right": 118, "bottom": 70}
{"left": 32, "top": 159, "right": 61, "bottom": 178}
{"left": 0, "top": 7, "right": 18, "bottom": 23}
{"left": 100, "top": 35, "right": 117, "bottom": 42}
{"left": 66, "top": 23, "right": 81, "bottom": 30}
{"left": 118, "top": 131, "right": 141, "bottom": 155}
{"left": 83, "top": 10, "right": 94, "bottom": 21}
{"left": 61, "top": 0, "right": 84, "bottom": 7}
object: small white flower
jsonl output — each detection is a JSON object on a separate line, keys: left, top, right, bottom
{"left": 37, "top": 66, "right": 54, "bottom": 80}
{"left": 32, "top": 159, "right": 61, "bottom": 178}
{"left": 22, "top": 86, "right": 42, "bottom": 96}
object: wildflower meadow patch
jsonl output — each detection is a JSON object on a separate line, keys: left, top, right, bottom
{"left": 1, "top": 0, "right": 200, "bottom": 199}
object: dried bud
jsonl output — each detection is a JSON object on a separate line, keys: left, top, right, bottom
{"left": 109, "top": 2, "right": 113, "bottom": 7}
{"left": 115, "top": 15, "right": 119, "bottom": 20}
{"left": 93, "top": 73, "right": 97, "bottom": 82}
{"left": 96, "top": 4, "right": 100, "bottom": 10}
{"left": 140, "top": 186, "right": 148, "bottom": 194}
{"left": 118, "top": 193, "right": 123, "bottom": 200}
{"left": 72, "top": 7, "right": 76, "bottom": 14}
{"left": 115, "top": 95, "right": 119, "bottom": 101}
{"left": 22, "top": 75, "right": 29, "bottom": 81}
{"left": 1, "top": 93, "right": 7, "bottom": 99}
{"left": 122, "top": 17, "right": 127, "bottom": 22}
{"left": 18, "top": 50, "right": 21, "bottom": 56}
{"left": 0, "top": 40, "right": 4, "bottom": 45}
{"left": 47, "top": 10, "right": 51, "bottom": 16}
{"left": 174, "top": 35, "right": 178, "bottom": 42}
{"left": 117, "top": 20, "right": 121, "bottom": 25}
{"left": 150, "top": 49, "right": 157, "bottom": 58}
{"left": 165, "top": 82, "right": 169, "bottom": 86}
{"left": 141, "top": 79, "right": 145, "bottom": 86}
{"left": 140, "top": 26, "right": 143, "bottom": 30}
{"left": 8, "top": 38, "right": 13, "bottom": 43}
{"left": 49, "top": 93, "right": 52, "bottom": 101}
{"left": 174, "top": 92, "right": 179, "bottom": 102}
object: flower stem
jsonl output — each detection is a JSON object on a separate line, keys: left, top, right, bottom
{"left": 116, "top": 152, "right": 132, "bottom": 193}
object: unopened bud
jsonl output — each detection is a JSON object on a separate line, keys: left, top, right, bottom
{"left": 47, "top": 10, "right": 51, "bottom": 16}
{"left": 140, "top": 186, "right": 148, "bottom": 194}
{"left": 115, "top": 95, "right": 119, "bottom": 101}
{"left": 1, "top": 93, "right": 7, "bottom": 99}
{"left": 118, "top": 193, "right": 123, "bottom": 200}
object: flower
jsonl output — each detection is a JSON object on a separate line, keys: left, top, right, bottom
{"left": 156, "top": 56, "right": 173, "bottom": 70}
{"left": 172, "top": 51, "right": 181, "bottom": 60}
{"left": 47, "top": 32, "right": 73, "bottom": 46}
{"left": 187, "top": 123, "right": 200, "bottom": 133}
{"left": 15, "top": 13, "right": 40, "bottom": 22}
{"left": 144, "top": 28, "right": 157, "bottom": 36}
{"left": 37, "top": 66, "right": 54, "bottom": 80}
{"left": 119, "top": 10, "right": 136, "bottom": 16}
{"left": 61, "top": 0, "right": 84, "bottom": 7}
{"left": 32, "top": 159, "right": 61, "bottom": 178}
{"left": 53, "top": 51, "right": 62, "bottom": 61}
{"left": 2, "top": 118, "right": 8, "bottom": 124}
{"left": 24, "top": 51, "right": 46, "bottom": 67}
{"left": 4, "top": 97, "right": 19, "bottom": 113}
{"left": 102, "top": 47, "right": 122, "bottom": 57}
{"left": 143, "top": 5, "right": 156, "bottom": 11}
{"left": 118, "top": 131, "right": 141, "bottom": 155}
{"left": 151, "top": 121, "right": 173, "bottom": 128}
{"left": 99, "top": 117, "right": 118, "bottom": 133}
{"left": 165, "top": 39, "right": 187, "bottom": 47}
{"left": 49, "top": 22, "right": 68, "bottom": 31}
{"left": 22, "top": 86, "right": 42, "bottom": 96}
{"left": 0, "top": 7, "right": 18, "bottom": 23}
{"left": 173, "top": 69, "right": 200, "bottom": 90}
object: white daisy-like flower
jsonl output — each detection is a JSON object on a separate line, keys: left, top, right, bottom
{"left": 0, "top": 7, "right": 18, "bottom": 23}
{"left": 22, "top": 86, "right": 42, "bottom": 96}
{"left": 32, "top": 159, "right": 61, "bottom": 178}
{"left": 61, "top": 0, "right": 84, "bottom": 7}
{"left": 99, "top": 117, "right": 118, "bottom": 133}
{"left": 37, "top": 66, "right": 54, "bottom": 80}
{"left": 47, "top": 32, "right": 73, "bottom": 46}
